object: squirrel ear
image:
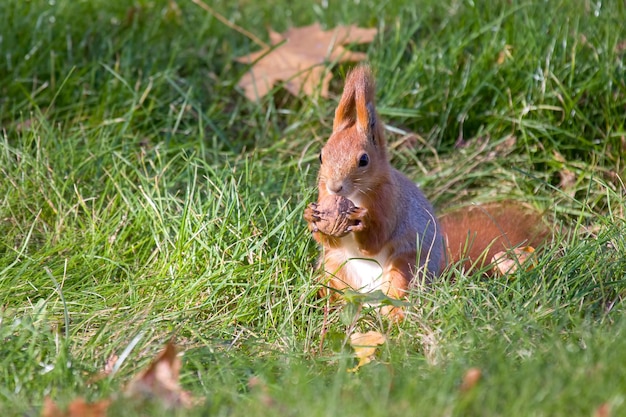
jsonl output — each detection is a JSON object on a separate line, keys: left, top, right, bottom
{"left": 333, "top": 65, "right": 378, "bottom": 137}
{"left": 332, "top": 77, "right": 356, "bottom": 131}
{"left": 354, "top": 68, "right": 378, "bottom": 143}
{"left": 357, "top": 102, "right": 376, "bottom": 134}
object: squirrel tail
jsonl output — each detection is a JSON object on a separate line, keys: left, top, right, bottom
{"left": 439, "top": 201, "right": 549, "bottom": 275}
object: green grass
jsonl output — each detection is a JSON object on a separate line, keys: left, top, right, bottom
{"left": 1, "top": 0, "right": 625, "bottom": 415}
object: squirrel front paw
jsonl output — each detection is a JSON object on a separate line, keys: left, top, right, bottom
{"left": 305, "top": 197, "right": 367, "bottom": 236}
{"left": 303, "top": 203, "right": 321, "bottom": 232}
{"left": 346, "top": 206, "right": 367, "bottom": 232}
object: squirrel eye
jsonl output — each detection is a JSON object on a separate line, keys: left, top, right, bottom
{"left": 319, "top": 153, "right": 323, "bottom": 164}
{"left": 358, "top": 153, "right": 369, "bottom": 167}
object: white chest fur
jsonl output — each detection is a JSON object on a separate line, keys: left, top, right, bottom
{"left": 336, "top": 234, "right": 389, "bottom": 293}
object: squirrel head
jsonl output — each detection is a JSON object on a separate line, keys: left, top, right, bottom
{"left": 318, "top": 65, "right": 389, "bottom": 205}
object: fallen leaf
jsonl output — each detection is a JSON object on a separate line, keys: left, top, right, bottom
{"left": 496, "top": 44, "right": 513, "bottom": 65}
{"left": 594, "top": 402, "right": 611, "bottom": 417}
{"left": 124, "top": 341, "right": 194, "bottom": 409}
{"left": 103, "top": 354, "right": 119, "bottom": 375}
{"left": 553, "top": 151, "right": 576, "bottom": 195}
{"left": 559, "top": 168, "right": 576, "bottom": 193}
{"left": 41, "top": 397, "right": 110, "bottom": 417}
{"left": 348, "top": 330, "right": 386, "bottom": 371}
{"left": 235, "top": 23, "right": 377, "bottom": 101}
{"left": 459, "top": 368, "right": 482, "bottom": 393}
{"left": 15, "top": 118, "right": 34, "bottom": 132}
{"left": 248, "top": 376, "right": 274, "bottom": 407}
{"left": 493, "top": 135, "right": 517, "bottom": 155}
{"left": 41, "top": 398, "right": 61, "bottom": 417}
{"left": 87, "top": 353, "right": 119, "bottom": 384}
{"left": 492, "top": 246, "right": 536, "bottom": 276}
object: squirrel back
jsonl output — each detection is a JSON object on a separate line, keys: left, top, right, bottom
{"left": 304, "top": 65, "right": 548, "bottom": 307}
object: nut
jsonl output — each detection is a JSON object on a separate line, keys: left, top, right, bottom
{"left": 314, "top": 195, "right": 356, "bottom": 237}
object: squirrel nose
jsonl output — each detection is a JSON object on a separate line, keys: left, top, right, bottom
{"left": 326, "top": 182, "right": 344, "bottom": 195}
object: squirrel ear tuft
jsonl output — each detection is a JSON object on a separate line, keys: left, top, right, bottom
{"left": 333, "top": 75, "right": 357, "bottom": 131}
{"left": 363, "top": 102, "right": 376, "bottom": 131}
{"left": 354, "top": 76, "right": 376, "bottom": 135}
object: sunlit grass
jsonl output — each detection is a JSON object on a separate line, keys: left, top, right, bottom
{"left": 0, "top": 0, "right": 625, "bottom": 415}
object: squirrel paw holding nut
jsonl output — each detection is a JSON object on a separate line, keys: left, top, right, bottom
{"left": 304, "top": 195, "right": 365, "bottom": 237}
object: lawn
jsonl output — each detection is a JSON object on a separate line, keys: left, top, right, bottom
{"left": 1, "top": 0, "right": 625, "bottom": 415}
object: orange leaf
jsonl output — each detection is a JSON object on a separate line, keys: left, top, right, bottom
{"left": 348, "top": 331, "right": 386, "bottom": 371}
{"left": 594, "top": 402, "right": 611, "bottom": 417}
{"left": 235, "top": 23, "right": 377, "bottom": 101}
{"left": 124, "top": 341, "right": 194, "bottom": 409}
{"left": 41, "top": 397, "right": 110, "bottom": 417}
{"left": 87, "top": 353, "right": 119, "bottom": 384}
{"left": 459, "top": 368, "right": 482, "bottom": 393}
{"left": 496, "top": 44, "right": 513, "bottom": 65}
{"left": 492, "top": 246, "right": 536, "bottom": 276}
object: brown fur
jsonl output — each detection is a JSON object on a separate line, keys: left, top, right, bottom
{"left": 304, "top": 65, "right": 549, "bottom": 312}
{"left": 440, "top": 202, "right": 549, "bottom": 274}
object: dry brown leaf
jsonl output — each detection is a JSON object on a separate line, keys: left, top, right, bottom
{"left": 87, "top": 353, "right": 119, "bottom": 384}
{"left": 43, "top": 341, "right": 198, "bottom": 416}
{"left": 594, "top": 402, "right": 611, "bottom": 417}
{"left": 103, "top": 354, "right": 119, "bottom": 376}
{"left": 493, "top": 135, "right": 517, "bottom": 155}
{"left": 459, "top": 368, "right": 482, "bottom": 393}
{"left": 41, "top": 397, "right": 110, "bottom": 417}
{"left": 492, "top": 246, "right": 536, "bottom": 276}
{"left": 559, "top": 168, "right": 576, "bottom": 193}
{"left": 15, "top": 118, "right": 34, "bottom": 132}
{"left": 248, "top": 376, "right": 274, "bottom": 407}
{"left": 553, "top": 151, "right": 576, "bottom": 195}
{"left": 235, "top": 23, "right": 377, "bottom": 101}
{"left": 496, "top": 44, "right": 513, "bottom": 65}
{"left": 552, "top": 150, "right": 566, "bottom": 163}
{"left": 124, "top": 341, "right": 194, "bottom": 409}
{"left": 349, "top": 331, "right": 386, "bottom": 371}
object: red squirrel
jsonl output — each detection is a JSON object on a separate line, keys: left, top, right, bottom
{"left": 303, "top": 65, "right": 547, "bottom": 309}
